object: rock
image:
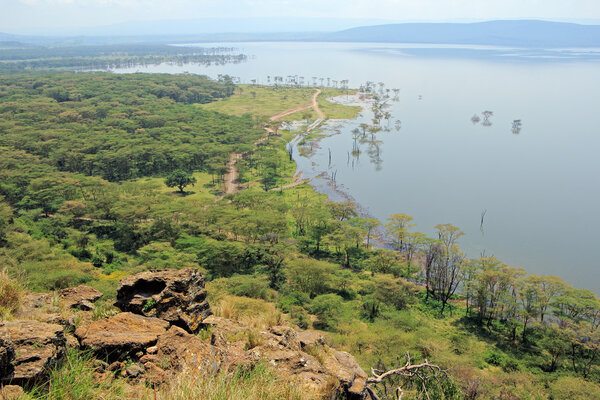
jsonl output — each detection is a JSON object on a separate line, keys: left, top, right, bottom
{"left": 269, "top": 326, "right": 301, "bottom": 350}
{"left": 93, "top": 359, "right": 108, "bottom": 372}
{"left": 115, "top": 268, "right": 211, "bottom": 333}
{"left": 154, "top": 325, "right": 228, "bottom": 371}
{"left": 0, "top": 338, "right": 15, "bottom": 380}
{"left": 0, "top": 385, "right": 24, "bottom": 400}
{"left": 59, "top": 285, "right": 102, "bottom": 310}
{"left": 0, "top": 320, "right": 66, "bottom": 384}
{"left": 65, "top": 334, "right": 80, "bottom": 349}
{"left": 139, "top": 354, "right": 159, "bottom": 364}
{"left": 126, "top": 364, "right": 144, "bottom": 378}
{"left": 75, "top": 312, "right": 169, "bottom": 360}
{"left": 297, "top": 330, "right": 326, "bottom": 348}
{"left": 323, "top": 351, "right": 368, "bottom": 399}
{"left": 107, "top": 361, "right": 125, "bottom": 373}
{"left": 146, "top": 346, "right": 158, "bottom": 355}
{"left": 205, "top": 316, "right": 367, "bottom": 398}
{"left": 144, "top": 362, "right": 167, "bottom": 385}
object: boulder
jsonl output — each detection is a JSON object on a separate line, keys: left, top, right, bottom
{"left": 296, "top": 330, "right": 326, "bottom": 349}
{"left": 323, "top": 351, "right": 368, "bottom": 399}
{"left": 115, "top": 268, "right": 211, "bottom": 333}
{"left": 0, "top": 320, "right": 65, "bottom": 384}
{"left": 154, "top": 325, "right": 233, "bottom": 371}
{"left": 75, "top": 312, "right": 169, "bottom": 360}
{"left": 58, "top": 285, "right": 103, "bottom": 310}
{"left": 0, "top": 385, "right": 24, "bottom": 400}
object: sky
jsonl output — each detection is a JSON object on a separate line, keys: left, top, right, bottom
{"left": 2, "top": 0, "right": 600, "bottom": 35}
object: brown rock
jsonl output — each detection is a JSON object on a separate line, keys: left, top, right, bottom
{"left": 65, "top": 334, "right": 80, "bottom": 349}
{"left": 154, "top": 326, "right": 223, "bottom": 370}
{"left": 75, "top": 312, "right": 169, "bottom": 360}
{"left": 126, "top": 364, "right": 144, "bottom": 378}
{"left": 107, "top": 361, "right": 125, "bottom": 373}
{"left": 322, "top": 351, "right": 368, "bottom": 399}
{"left": 0, "top": 320, "right": 66, "bottom": 384}
{"left": 202, "top": 316, "right": 366, "bottom": 398}
{"left": 144, "top": 362, "right": 167, "bottom": 385}
{"left": 268, "top": 326, "right": 301, "bottom": 350}
{"left": 139, "top": 354, "right": 159, "bottom": 364}
{"left": 59, "top": 285, "right": 102, "bottom": 310}
{"left": 297, "top": 330, "right": 326, "bottom": 349}
{"left": 0, "top": 385, "right": 24, "bottom": 400}
{"left": 115, "top": 268, "right": 211, "bottom": 333}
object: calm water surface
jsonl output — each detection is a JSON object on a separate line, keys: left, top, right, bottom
{"left": 111, "top": 42, "right": 600, "bottom": 292}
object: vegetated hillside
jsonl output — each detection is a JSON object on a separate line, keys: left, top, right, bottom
{"left": 323, "top": 20, "right": 600, "bottom": 47}
{"left": 0, "top": 73, "right": 599, "bottom": 399}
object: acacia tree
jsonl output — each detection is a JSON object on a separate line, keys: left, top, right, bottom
{"left": 386, "top": 213, "right": 415, "bottom": 252}
{"left": 165, "top": 170, "right": 196, "bottom": 193}
{"left": 429, "top": 224, "right": 465, "bottom": 315}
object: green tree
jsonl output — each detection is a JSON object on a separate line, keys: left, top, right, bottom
{"left": 165, "top": 170, "right": 197, "bottom": 193}
{"left": 386, "top": 213, "right": 415, "bottom": 251}
{"left": 287, "top": 258, "right": 337, "bottom": 298}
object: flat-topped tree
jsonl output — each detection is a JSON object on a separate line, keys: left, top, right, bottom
{"left": 165, "top": 170, "right": 196, "bottom": 193}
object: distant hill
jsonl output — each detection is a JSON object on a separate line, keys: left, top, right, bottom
{"left": 321, "top": 20, "right": 600, "bottom": 48}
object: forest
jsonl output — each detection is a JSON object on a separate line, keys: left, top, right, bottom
{"left": 0, "top": 71, "right": 599, "bottom": 399}
{"left": 0, "top": 44, "right": 247, "bottom": 73}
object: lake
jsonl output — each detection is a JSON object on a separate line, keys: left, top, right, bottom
{"left": 109, "top": 41, "right": 600, "bottom": 293}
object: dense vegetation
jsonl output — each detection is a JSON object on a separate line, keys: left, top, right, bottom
{"left": 1, "top": 71, "right": 599, "bottom": 399}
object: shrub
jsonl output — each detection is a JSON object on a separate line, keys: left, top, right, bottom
{"left": 309, "top": 294, "right": 344, "bottom": 331}
{"left": 226, "top": 275, "right": 277, "bottom": 301}
{"left": 483, "top": 350, "right": 505, "bottom": 367}
{"left": 548, "top": 376, "right": 600, "bottom": 400}
{"left": 0, "top": 268, "right": 25, "bottom": 319}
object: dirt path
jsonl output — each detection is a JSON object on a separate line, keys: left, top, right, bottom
{"left": 222, "top": 89, "right": 324, "bottom": 196}
{"left": 223, "top": 152, "right": 242, "bottom": 194}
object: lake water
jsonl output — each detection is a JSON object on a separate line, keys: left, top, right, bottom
{"left": 110, "top": 42, "right": 600, "bottom": 292}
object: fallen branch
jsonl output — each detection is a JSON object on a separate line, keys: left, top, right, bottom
{"left": 365, "top": 353, "right": 446, "bottom": 400}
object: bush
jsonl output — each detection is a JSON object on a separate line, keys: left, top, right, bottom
{"left": 0, "top": 268, "right": 24, "bottom": 318}
{"left": 483, "top": 350, "right": 505, "bottom": 367}
{"left": 309, "top": 294, "right": 344, "bottom": 331}
{"left": 548, "top": 376, "right": 600, "bottom": 400}
{"left": 226, "top": 275, "right": 277, "bottom": 301}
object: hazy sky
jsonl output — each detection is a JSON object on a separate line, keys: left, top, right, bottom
{"left": 2, "top": 0, "right": 600, "bottom": 34}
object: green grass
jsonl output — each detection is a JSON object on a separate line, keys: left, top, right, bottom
{"left": 200, "top": 85, "right": 315, "bottom": 118}
{"left": 318, "top": 88, "right": 362, "bottom": 120}
{"left": 28, "top": 349, "right": 126, "bottom": 400}
{"left": 152, "top": 361, "right": 305, "bottom": 400}
{"left": 200, "top": 85, "right": 361, "bottom": 122}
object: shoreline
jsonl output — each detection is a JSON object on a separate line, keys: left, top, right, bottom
{"left": 291, "top": 92, "right": 393, "bottom": 248}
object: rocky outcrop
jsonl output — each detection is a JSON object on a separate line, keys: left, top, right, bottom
{"left": 168, "top": 315, "right": 367, "bottom": 398}
{"left": 75, "top": 312, "right": 169, "bottom": 360}
{"left": 0, "top": 321, "right": 65, "bottom": 384}
{"left": 114, "top": 268, "right": 211, "bottom": 333}
{"left": 58, "top": 285, "right": 103, "bottom": 310}
{"left": 0, "top": 270, "right": 368, "bottom": 398}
